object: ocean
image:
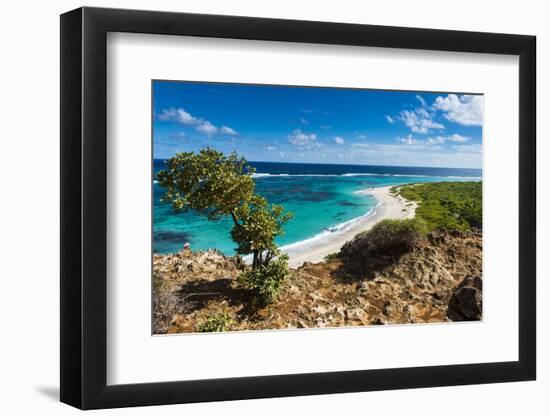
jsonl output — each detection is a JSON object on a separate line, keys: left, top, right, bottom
{"left": 153, "top": 160, "right": 481, "bottom": 255}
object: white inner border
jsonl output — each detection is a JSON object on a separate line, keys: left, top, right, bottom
{"left": 107, "top": 32, "right": 519, "bottom": 385}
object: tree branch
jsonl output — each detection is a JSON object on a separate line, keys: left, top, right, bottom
{"left": 230, "top": 211, "right": 239, "bottom": 226}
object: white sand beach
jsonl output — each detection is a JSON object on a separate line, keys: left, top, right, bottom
{"left": 283, "top": 185, "right": 417, "bottom": 268}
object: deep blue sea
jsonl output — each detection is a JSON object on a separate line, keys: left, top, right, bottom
{"left": 153, "top": 160, "right": 481, "bottom": 255}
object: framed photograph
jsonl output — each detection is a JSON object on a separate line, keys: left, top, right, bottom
{"left": 60, "top": 7, "right": 536, "bottom": 409}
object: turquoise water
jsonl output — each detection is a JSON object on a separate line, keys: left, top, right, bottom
{"left": 153, "top": 161, "right": 481, "bottom": 255}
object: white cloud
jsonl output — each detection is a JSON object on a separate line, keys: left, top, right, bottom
{"left": 416, "top": 95, "right": 428, "bottom": 107}
{"left": 422, "top": 134, "right": 470, "bottom": 145}
{"left": 266, "top": 145, "right": 277, "bottom": 151}
{"left": 446, "top": 133, "right": 471, "bottom": 143}
{"left": 158, "top": 108, "right": 198, "bottom": 125}
{"left": 320, "top": 125, "right": 331, "bottom": 130}
{"left": 278, "top": 136, "right": 480, "bottom": 168}
{"left": 398, "top": 109, "right": 445, "bottom": 134}
{"left": 347, "top": 143, "right": 481, "bottom": 168}
{"left": 397, "top": 94, "right": 450, "bottom": 134}
{"left": 385, "top": 115, "right": 394, "bottom": 124}
{"left": 220, "top": 126, "right": 238, "bottom": 135}
{"left": 309, "top": 141, "right": 323, "bottom": 150}
{"left": 357, "top": 134, "right": 367, "bottom": 140}
{"left": 299, "top": 118, "right": 309, "bottom": 125}
{"left": 158, "top": 107, "right": 238, "bottom": 137}
{"left": 425, "top": 136, "right": 446, "bottom": 145}
{"left": 433, "top": 94, "right": 483, "bottom": 126}
{"left": 287, "top": 129, "right": 317, "bottom": 145}
{"left": 196, "top": 120, "right": 218, "bottom": 136}
{"left": 333, "top": 136, "right": 345, "bottom": 145}
{"left": 397, "top": 134, "right": 420, "bottom": 145}
{"left": 452, "top": 144, "right": 482, "bottom": 153}
{"left": 397, "top": 134, "right": 466, "bottom": 147}
{"left": 356, "top": 141, "right": 443, "bottom": 154}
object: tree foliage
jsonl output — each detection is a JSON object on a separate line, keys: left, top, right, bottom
{"left": 156, "top": 148, "right": 293, "bottom": 269}
{"left": 156, "top": 148, "right": 255, "bottom": 221}
{"left": 231, "top": 195, "right": 293, "bottom": 268}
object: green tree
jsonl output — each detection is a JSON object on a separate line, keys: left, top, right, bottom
{"left": 231, "top": 195, "right": 292, "bottom": 268}
{"left": 156, "top": 148, "right": 293, "bottom": 269}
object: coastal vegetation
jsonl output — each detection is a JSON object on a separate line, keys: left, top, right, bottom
{"left": 354, "top": 218, "right": 428, "bottom": 257}
{"left": 340, "top": 218, "right": 428, "bottom": 278}
{"left": 156, "top": 148, "right": 293, "bottom": 304}
{"left": 324, "top": 252, "right": 340, "bottom": 262}
{"left": 237, "top": 254, "right": 290, "bottom": 305}
{"left": 197, "top": 312, "right": 233, "bottom": 333}
{"left": 394, "top": 182, "right": 482, "bottom": 231}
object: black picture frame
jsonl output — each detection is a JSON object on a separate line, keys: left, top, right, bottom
{"left": 60, "top": 6, "right": 536, "bottom": 410}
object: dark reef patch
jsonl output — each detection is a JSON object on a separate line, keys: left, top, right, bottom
{"left": 336, "top": 200, "right": 366, "bottom": 207}
{"left": 260, "top": 187, "right": 334, "bottom": 203}
{"left": 333, "top": 211, "right": 347, "bottom": 219}
{"left": 154, "top": 230, "right": 192, "bottom": 251}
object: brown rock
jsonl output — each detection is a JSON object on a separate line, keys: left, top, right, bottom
{"left": 447, "top": 275, "right": 482, "bottom": 321}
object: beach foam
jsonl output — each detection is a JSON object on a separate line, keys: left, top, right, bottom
{"left": 280, "top": 205, "right": 378, "bottom": 253}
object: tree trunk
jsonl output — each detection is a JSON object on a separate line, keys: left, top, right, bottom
{"left": 264, "top": 250, "right": 273, "bottom": 266}
{"left": 252, "top": 250, "right": 259, "bottom": 269}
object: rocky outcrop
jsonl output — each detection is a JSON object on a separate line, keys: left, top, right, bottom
{"left": 153, "top": 248, "right": 242, "bottom": 333}
{"left": 153, "top": 229, "right": 482, "bottom": 334}
{"left": 447, "top": 275, "right": 483, "bottom": 321}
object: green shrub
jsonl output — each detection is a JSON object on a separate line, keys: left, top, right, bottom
{"left": 197, "top": 312, "right": 233, "bottom": 332}
{"left": 238, "top": 254, "right": 290, "bottom": 305}
{"left": 324, "top": 252, "right": 340, "bottom": 261}
{"left": 340, "top": 218, "right": 428, "bottom": 278}
{"left": 361, "top": 218, "right": 428, "bottom": 256}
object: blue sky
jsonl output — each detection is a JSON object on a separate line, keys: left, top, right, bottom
{"left": 153, "top": 81, "right": 483, "bottom": 168}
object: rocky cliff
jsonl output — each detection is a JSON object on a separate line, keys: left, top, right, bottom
{"left": 153, "top": 229, "right": 482, "bottom": 334}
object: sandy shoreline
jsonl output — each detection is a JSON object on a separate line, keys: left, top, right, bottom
{"left": 283, "top": 185, "right": 417, "bottom": 268}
